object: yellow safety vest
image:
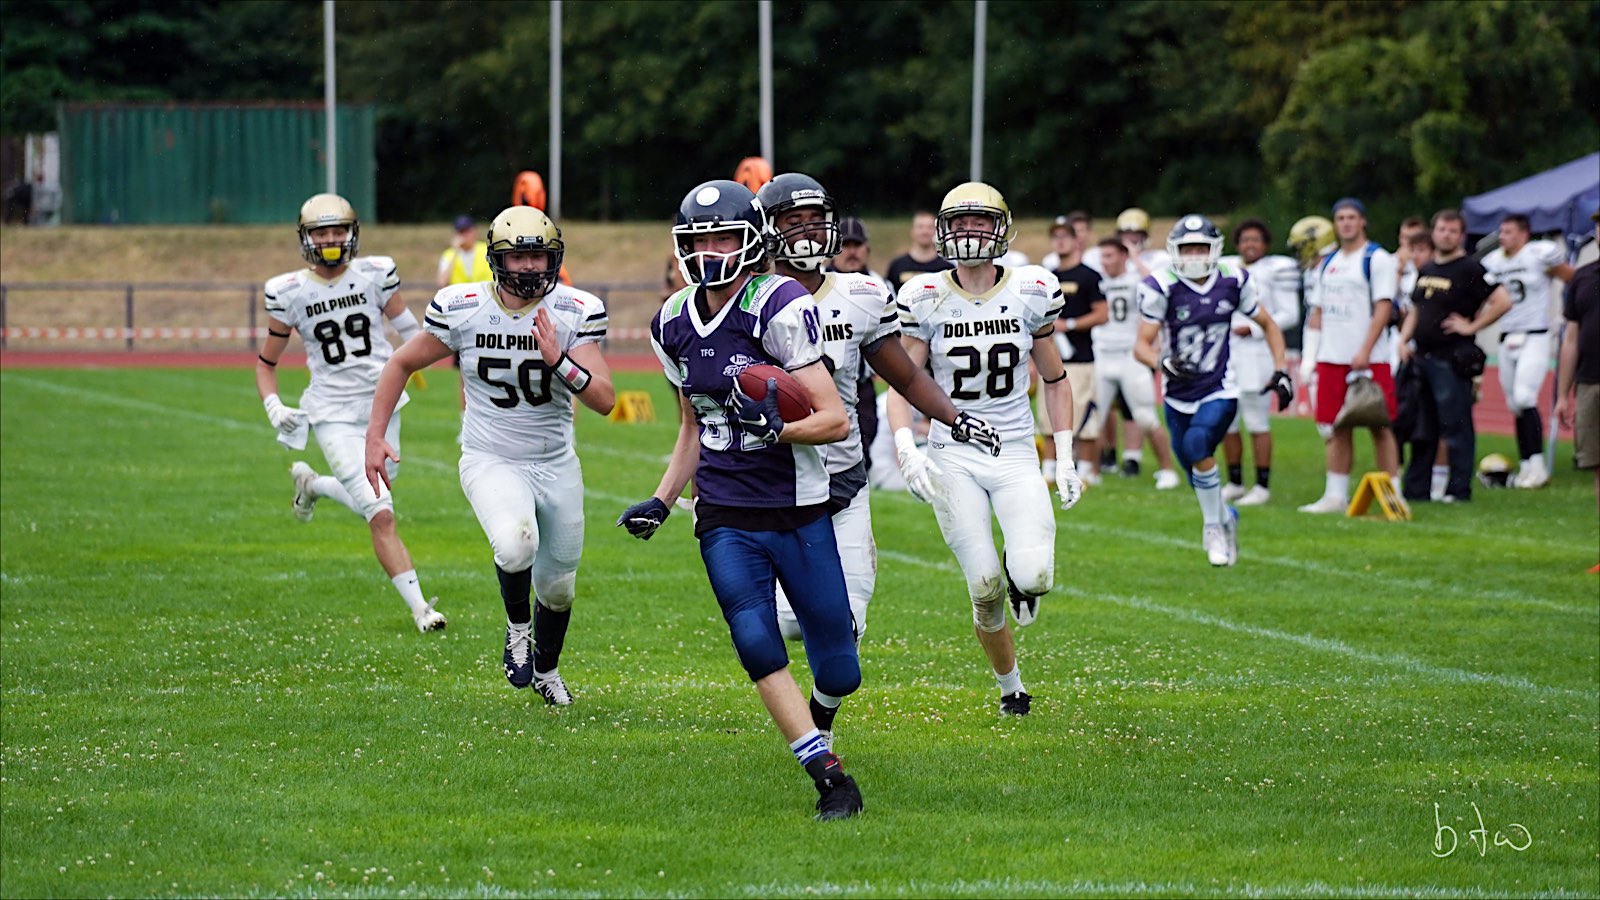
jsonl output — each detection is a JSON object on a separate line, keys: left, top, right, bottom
{"left": 441, "top": 242, "right": 492, "bottom": 285}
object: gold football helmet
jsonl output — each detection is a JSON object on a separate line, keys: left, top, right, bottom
{"left": 1288, "top": 215, "right": 1336, "bottom": 268}
{"left": 936, "top": 182, "right": 1015, "bottom": 264}
{"left": 487, "top": 206, "right": 565, "bottom": 299}
{"left": 298, "top": 193, "right": 360, "bottom": 268}
{"left": 1115, "top": 207, "right": 1151, "bottom": 234}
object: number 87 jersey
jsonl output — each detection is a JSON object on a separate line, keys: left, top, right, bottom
{"left": 264, "top": 256, "right": 402, "bottom": 424}
{"left": 896, "top": 265, "right": 1064, "bottom": 444}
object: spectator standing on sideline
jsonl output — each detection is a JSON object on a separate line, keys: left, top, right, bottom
{"left": 1299, "top": 197, "right": 1401, "bottom": 514}
{"left": 886, "top": 210, "right": 953, "bottom": 291}
{"left": 1481, "top": 214, "right": 1575, "bottom": 488}
{"left": 437, "top": 215, "right": 491, "bottom": 289}
{"left": 1046, "top": 217, "right": 1108, "bottom": 484}
{"left": 1553, "top": 211, "right": 1600, "bottom": 556}
{"left": 1395, "top": 209, "right": 1510, "bottom": 503}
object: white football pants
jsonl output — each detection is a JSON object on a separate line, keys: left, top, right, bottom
{"left": 1498, "top": 331, "right": 1551, "bottom": 414}
{"left": 1226, "top": 341, "right": 1273, "bottom": 435}
{"left": 777, "top": 484, "right": 874, "bottom": 642}
{"left": 1094, "top": 352, "right": 1160, "bottom": 431}
{"left": 459, "top": 448, "right": 586, "bottom": 612}
{"left": 313, "top": 416, "right": 401, "bottom": 521}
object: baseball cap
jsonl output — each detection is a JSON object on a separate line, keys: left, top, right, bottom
{"left": 1331, "top": 197, "right": 1366, "bottom": 216}
{"left": 1049, "top": 215, "right": 1073, "bottom": 235}
{"left": 453, "top": 214, "right": 475, "bottom": 232}
{"left": 839, "top": 216, "right": 869, "bottom": 244}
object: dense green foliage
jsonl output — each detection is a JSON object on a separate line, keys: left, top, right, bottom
{"left": 3, "top": 0, "right": 1597, "bottom": 220}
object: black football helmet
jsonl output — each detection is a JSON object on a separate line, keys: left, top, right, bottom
{"left": 757, "top": 173, "right": 840, "bottom": 272}
{"left": 673, "top": 180, "right": 767, "bottom": 289}
{"left": 1167, "top": 214, "right": 1224, "bottom": 279}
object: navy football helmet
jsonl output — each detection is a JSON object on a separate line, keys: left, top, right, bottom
{"left": 1167, "top": 214, "right": 1224, "bottom": 280}
{"left": 673, "top": 180, "right": 767, "bottom": 289}
{"left": 757, "top": 173, "right": 839, "bottom": 272}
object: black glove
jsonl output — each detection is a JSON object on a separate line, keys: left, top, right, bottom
{"left": 616, "top": 497, "right": 670, "bottom": 540}
{"left": 731, "top": 377, "right": 785, "bottom": 445}
{"left": 950, "top": 411, "right": 1002, "bottom": 456}
{"left": 1263, "top": 369, "right": 1294, "bottom": 412}
{"left": 1161, "top": 355, "right": 1202, "bottom": 382}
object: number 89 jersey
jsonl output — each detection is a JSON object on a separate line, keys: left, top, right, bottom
{"left": 426, "top": 281, "right": 608, "bottom": 463}
{"left": 897, "top": 266, "right": 1064, "bottom": 444}
{"left": 264, "top": 257, "right": 401, "bottom": 424}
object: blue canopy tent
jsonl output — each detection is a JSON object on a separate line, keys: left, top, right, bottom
{"left": 1463, "top": 152, "right": 1600, "bottom": 252}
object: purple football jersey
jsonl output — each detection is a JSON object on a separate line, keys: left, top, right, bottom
{"left": 651, "top": 274, "right": 830, "bottom": 509}
{"left": 1138, "top": 263, "right": 1260, "bottom": 408}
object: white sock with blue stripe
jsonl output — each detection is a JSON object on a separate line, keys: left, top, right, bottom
{"left": 1192, "top": 464, "right": 1224, "bottom": 526}
{"left": 790, "top": 729, "right": 832, "bottom": 768}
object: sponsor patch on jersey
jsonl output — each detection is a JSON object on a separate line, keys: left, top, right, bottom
{"left": 551, "top": 297, "right": 581, "bottom": 314}
{"left": 447, "top": 296, "right": 481, "bottom": 311}
{"left": 848, "top": 281, "right": 883, "bottom": 296}
{"left": 1020, "top": 279, "right": 1048, "bottom": 297}
{"left": 721, "top": 353, "right": 761, "bottom": 377}
{"left": 1218, "top": 300, "right": 1234, "bottom": 313}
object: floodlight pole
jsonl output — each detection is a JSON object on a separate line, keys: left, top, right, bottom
{"left": 970, "top": 0, "right": 986, "bottom": 182}
{"left": 759, "top": 0, "right": 774, "bottom": 168}
{"left": 324, "top": 0, "right": 337, "bottom": 194}
{"left": 550, "top": 0, "right": 562, "bottom": 221}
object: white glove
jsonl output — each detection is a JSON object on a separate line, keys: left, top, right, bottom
{"left": 1298, "top": 328, "right": 1321, "bottom": 384}
{"left": 894, "top": 428, "right": 945, "bottom": 504}
{"left": 263, "top": 393, "right": 306, "bottom": 434}
{"left": 1053, "top": 429, "right": 1082, "bottom": 510}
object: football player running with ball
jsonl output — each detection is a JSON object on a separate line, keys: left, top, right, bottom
{"left": 1133, "top": 216, "right": 1292, "bottom": 566}
{"left": 618, "top": 180, "right": 865, "bottom": 822}
{"left": 886, "top": 182, "right": 1083, "bottom": 717}
{"left": 256, "top": 193, "right": 447, "bottom": 634}
{"left": 365, "top": 207, "right": 614, "bottom": 705}
{"left": 756, "top": 174, "right": 1002, "bottom": 675}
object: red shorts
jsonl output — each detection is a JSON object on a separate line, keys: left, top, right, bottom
{"left": 1314, "top": 362, "right": 1397, "bottom": 426}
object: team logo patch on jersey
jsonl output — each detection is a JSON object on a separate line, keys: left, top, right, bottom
{"left": 1219, "top": 300, "right": 1234, "bottom": 313}
{"left": 722, "top": 353, "right": 761, "bottom": 377}
{"left": 1177, "top": 307, "right": 1191, "bottom": 321}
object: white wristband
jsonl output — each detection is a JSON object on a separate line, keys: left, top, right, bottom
{"left": 1053, "top": 429, "right": 1075, "bottom": 462}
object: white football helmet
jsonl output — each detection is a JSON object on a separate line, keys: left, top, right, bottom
{"left": 1166, "top": 214, "right": 1224, "bottom": 280}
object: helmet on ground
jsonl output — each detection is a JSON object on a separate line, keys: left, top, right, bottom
{"left": 1288, "top": 215, "right": 1337, "bottom": 268}
{"left": 1477, "top": 453, "right": 1512, "bottom": 488}
{"left": 486, "top": 206, "right": 565, "bottom": 299}
{"left": 298, "top": 193, "right": 360, "bottom": 268}
{"left": 1166, "top": 214, "right": 1224, "bottom": 280}
{"left": 936, "top": 182, "right": 1015, "bottom": 265}
{"left": 756, "top": 173, "right": 839, "bottom": 272}
{"left": 673, "top": 180, "right": 767, "bottom": 289}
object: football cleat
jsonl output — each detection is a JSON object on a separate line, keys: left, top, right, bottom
{"left": 1120, "top": 458, "right": 1142, "bottom": 478}
{"left": 814, "top": 772, "right": 864, "bottom": 822}
{"left": 290, "top": 461, "right": 319, "bottom": 522}
{"left": 1203, "top": 523, "right": 1231, "bottom": 567}
{"left": 1000, "top": 690, "right": 1033, "bottom": 716}
{"left": 1236, "top": 485, "right": 1271, "bottom": 506}
{"left": 1298, "top": 495, "right": 1347, "bottom": 514}
{"left": 1221, "top": 482, "right": 1246, "bottom": 502}
{"left": 1224, "top": 507, "right": 1239, "bottom": 566}
{"left": 504, "top": 622, "right": 534, "bottom": 689}
{"left": 533, "top": 670, "right": 573, "bottom": 706}
{"left": 413, "top": 599, "right": 447, "bottom": 633}
{"left": 1155, "top": 468, "right": 1181, "bottom": 490}
{"left": 1513, "top": 456, "right": 1549, "bottom": 489}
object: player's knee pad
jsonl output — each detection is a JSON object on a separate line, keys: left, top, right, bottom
{"left": 1005, "top": 545, "right": 1054, "bottom": 597}
{"left": 533, "top": 568, "right": 576, "bottom": 612}
{"left": 970, "top": 573, "right": 1008, "bottom": 633}
{"left": 811, "top": 650, "right": 861, "bottom": 699}
{"left": 1178, "top": 427, "right": 1214, "bottom": 468}
{"left": 727, "top": 608, "right": 788, "bottom": 682}
{"left": 490, "top": 518, "right": 539, "bottom": 573}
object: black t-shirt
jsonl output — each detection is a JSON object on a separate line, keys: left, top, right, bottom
{"left": 1410, "top": 255, "right": 1495, "bottom": 354}
{"left": 1564, "top": 259, "right": 1600, "bottom": 385}
{"left": 1053, "top": 263, "right": 1105, "bottom": 362}
{"left": 886, "top": 253, "right": 953, "bottom": 292}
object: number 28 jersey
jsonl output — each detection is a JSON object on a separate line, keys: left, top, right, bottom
{"left": 425, "top": 282, "right": 608, "bottom": 463}
{"left": 264, "top": 257, "right": 401, "bottom": 424}
{"left": 897, "top": 265, "right": 1064, "bottom": 444}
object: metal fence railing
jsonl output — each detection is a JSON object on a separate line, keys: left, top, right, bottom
{"left": 0, "top": 281, "right": 666, "bottom": 351}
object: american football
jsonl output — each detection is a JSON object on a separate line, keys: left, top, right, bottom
{"left": 737, "top": 363, "right": 813, "bottom": 421}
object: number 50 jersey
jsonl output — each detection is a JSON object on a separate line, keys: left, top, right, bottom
{"left": 264, "top": 256, "right": 402, "bottom": 424}
{"left": 897, "top": 266, "right": 1064, "bottom": 444}
{"left": 426, "top": 282, "right": 608, "bottom": 463}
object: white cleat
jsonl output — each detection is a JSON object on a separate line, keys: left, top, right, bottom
{"left": 413, "top": 598, "right": 447, "bottom": 633}
{"left": 1224, "top": 507, "right": 1239, "bottom": 566}
{"left": 1514, "top": 457, "right": 1549, "bottom": 489}
{"left": 290, "top": 461, "right": 319, "bottom": 522}
{"left": 1203, "top": 523, "right": 1231, "bottom": 567}
{"left": 1221, "top": 482, "right": 1246, "bottom": 502}
{"left": 1155, "top": 468, "right": 1182, "bottom": 490}
{"left": 1298, "top": 495, "right": 1347, "bottom": 514}
{"left": 1235, "top": 484, "right": 1271, "bottom": 506}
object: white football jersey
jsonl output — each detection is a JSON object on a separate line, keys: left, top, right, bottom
{"left": 813, "top": 272, "right": 900, "bottom": 474}
{"left": 1481, "top": 239, "right": 1565, "bottom": 333}
{"left": 898, "top": 266, "right": 1063, "bottom": 444}
{"left": 425, "top": 282, "right": 607, "bottom": 463}
{"left": 1219, "top": 254, "right": 1300, "bottom": 343}
{"left": 1310, "top": 244, "right": 1397, "bottom": 365}
{"left": 265, "top": 256, "right": 402, "bottom": 424}
{"left": 1091, "top": 269, "right": 1144, "bottom": 355}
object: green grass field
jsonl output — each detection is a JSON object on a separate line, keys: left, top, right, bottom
{"left": 1, "top": 367, "right": 1596, "bottom": 899}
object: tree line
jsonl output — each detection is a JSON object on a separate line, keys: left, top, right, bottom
{"left": 4, "top": 0, "right": 1596, "bottom": 226}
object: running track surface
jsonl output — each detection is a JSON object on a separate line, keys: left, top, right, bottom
{"left": 0, "top": 349, "right": 1571, "bottom": 440}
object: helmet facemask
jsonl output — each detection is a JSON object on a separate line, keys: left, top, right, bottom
{"left": 490, "top": 245, "right": 563, "bottom": 300}
{"left": 1166, "top": 215, "right": 1223, "bottom": 280}
{"left": 673, "top": 222, "right": 766, "bottom": 289}
{"left": 766, "top": 199, "right": 839, "bottom": 272}
{"left": 297, "top": 193, "right": 360, "bottom": 269}
{"left": 937, "top": 208, "right": 1010, "bottom": 266}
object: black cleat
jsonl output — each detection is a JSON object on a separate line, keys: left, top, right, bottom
{"left": 503, "top": 623, "right": 533, "bottom": 689}
{"left": 814, "top": 773, "right": 864, "bottom": 822}
{"left": 1000, "top": 690, "right": 1033, "bottom": 716}
{"left": 1120, "top": 458, "right": 1141, "bottom": 478}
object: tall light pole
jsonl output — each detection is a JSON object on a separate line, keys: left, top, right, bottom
{"left": 324, "top": 0, "right": 337, "bottom": 194}
{"left": 550, "top": 0, "right": 563, "bottom": 220}
{"left": 969, "top": 0, "right": 986, "bottom": 182}
{"left": 759, "top": 0, "right": 774, "bottom": 168}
